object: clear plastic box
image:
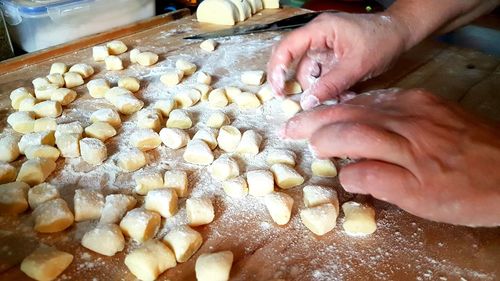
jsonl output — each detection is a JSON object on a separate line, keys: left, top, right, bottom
{"left": 0, "top": 0, "right": 155, "bottom": 52}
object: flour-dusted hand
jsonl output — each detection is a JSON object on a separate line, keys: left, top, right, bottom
{"left": 281, "top": 88, "right": 500, "bottom": 227}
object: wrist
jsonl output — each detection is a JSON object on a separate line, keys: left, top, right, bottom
{"left": 380, "top": 8, "right": 419, "bottom": 51}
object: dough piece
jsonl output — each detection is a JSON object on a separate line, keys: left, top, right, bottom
{"left": 163, "top": 225, "right": 202, "bottom": 263}
{"left": 17, "top": 158, "right": 56, "bottom": 186}
{"left": 69, "top": 63, "right": 94, "bottom": 79}
{"left": 0, "top": 162, "right": 16, "bottom": 184}
{"left": 166, "top": 109, "right": 192, "bottom": 129}
{"left": 200, "top": 39, "right": 218, "bottom": 52}
{"left": 106, "top": 40, "right": 128, "bottom": 55}
{"left": 300, "top": 203, "right": 338, "bottom": 235}
{"left": 0, "top": 134, "right": 20, "bottom": 162}
{"left": 120, "top": 208, "right": 161, "bottom": 242}
{"left": 154, "top": 99, "right": 175, "bottom": 117}
{"left": 46, "top": 73, "right": 65, "bottom": 87}
{"left": 262, "top": 0, "right": 279, "bottom": 9}
{"left": 241, "top": 70, "right": 265, "bottom": 86}
{"left": 134, "top": 171, "right": 164, "bottom": 195}
{"left": 55, "top": 122, "right": 83, "bottom": 139}
{"left": 183, "top": 139, "right": 214, "bottom": 165}
{"left": 33, "top": 117, "right": 57, "bottom": 132}
{"left": 34, "top": 84, "right": 59, "bottom": 100}
{"left": 50, "top": 88, "right": 76, "bottom": 106}
{"left": 159, "top": 128, "right": 190, "bottom": 149}
{"left": 264, "top": 192, "right": 294, "bottom": 225}
{"left": 18, "top": 131, "right": 55, "bottom": 154}
{"left": 33, "top": 198, "right": 74, "bottom": 233}
{"left": 136, "top": 51, "right": 159, "bottom": 66}
{"left": 124, "top": 240, "right": 177, "bottom": 281}
{"left": 7, "top": 111, "right": 35, "bottom": 133}
{"left": 197, "top": 0, "right": 239, "bottom": 25}
{"left": 32, "top": 77, "right": 51, "bottom": 89}
{"left": 145, "top": 189, "right": 178, "bottom": 218}
{"left": 229, "top": 0, "right": 252, "bottom": 21}
{"left": 137, "top": 109, "right": 163, "bottom": 132}
{"left": 84, "top": 122, "right": 117, "bottom": 141}
{"left": 63, "top": 72, "right": 84, "bottom": 88}
{"left": 257, "top": 83, "right": 275, "bottom": 103}
{"left": 236, "top": 130, "right": 262, "bottom": 155}
{"left": 311, "top": 159, "right": 337, "bottom": 177}
{"left": 130, "top": 48, "right": 141, "bottom": 63}
{"left": 79, "top": 138, "right": 107, "bottom": 165}
{"left": 18, "top": 96, "right": 36, "bottom": 112}
{"left": 115, "top": 148, "right": 147, "bottom": 172}
{"left": 247, "top": 0, "right": 263, "bottom": 13}
{"left": 118, "top": 76, "right": 140, "bottom": 92}
{"left": 281, "top": 98, "right": 301, "bottom": 118}
{"left": 10, "top": 87, "right": 34, "bottom": 109}
{"left": 209, "top": 88, "right": 229, "bottom": 108}
{"left": 87, "top": 78, "right": 110, "bottom": 98}
{"left": 247, "top": 170, "right": 274, "bottom": 196}
{"left": 193, "top": 128, "right": 218, "bottom": 150}
{"left": 164, "top": 170, "right": 189, "bottom": 197}
{"left": 266, "top": 149, "right": 296, "bottom": 166}
{"left": 174, "top": 88, "right": 201, "bottom": 108}
{"left": 222, "top": 176, "right": 248, "bottom": 198}
{"left": 74, "top": 189, "right": 104, "bottom": 221}
{"left": 81, "top": 223, "right": 125, "bottom": 256}
{"left": 303, "top": 185, "right": 339, "bottom": 211}
{"left": 106, "top": 92, "right": 144, "bottom": 115}
{"left": 130, "top": 129, "right": 161, "bottom": 151}
{"left": 217, "top": 125, "right": 241, "bottom": 152}
{"left": 55, "top": 134, "right": 81, "bottom": 158}
{"left": 33, "top": 100, "right": 62, "bottom": 118}
{"left": 195, "top": 251, "right": 233, "bottom": 281}
{"left": 206, "top": 111, "right": 230, "bottom": 128}
{"left": 160, "top": 69, "right": 184, "bottom": 86}
{"left": 342, "top": 201, "right": 377, "bottom": 236}
{"left": 234, "top": 92, "right": 261, "bottom": 109}
{"left": 197, "top": 71, "right": 212, "bottom": 85}
{"left": 20, "top": 245, "right": 73, "bottom": 281}
{"left": 0, "top": 182, "right": 29, "bottom": 214}
{"left": 186, "top": 197, "right": 215, "bottom": 226}
{"left": 90, "top": 108, "right": 121, "bottom": 128}
{"left": 24, "top": 145, "right": 60, "bottom": 162}
{"left": 92, "top": 45, "right": 109, "bottom": 61}
{"left": 270, "top": 163, "right": 304, "bottom": 189}
{"left": 285, "top": 80, "right": 302, "bottom": 94}
{"left": 100, "top": 194, "right": 137, "bottom": 224}
{"left": 175, "top": 59, "right": 197, "bottom": 75}
{"left": 49, "top": 62, "right": 68, "bottom": 75}
{"left": 105, "top": 55, "right": 124, "bottom": 71}
{"left": 28, "top": 183, "right": 59, "bottom": 210}
{"left": 194, "top": 84, "right": 212, "bottom": 101}
{"left": 205, "top": 87, "right": 223, "bottom": 102}
{"left": 208, "top": 155, "right": 239, "bottom": 181}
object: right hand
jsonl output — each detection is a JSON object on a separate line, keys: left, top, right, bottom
{"left": 267, "top": 12, "right": 410, "bottom": 110}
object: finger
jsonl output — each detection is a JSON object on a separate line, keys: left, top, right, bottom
{"left": 309, "top": 122, "right": 411, "bottom": 166}
{"left": 295, "top": 55, "right": 321, "bottom": 91}
{"left": 339, "top": 160, "right": 420, "bottom": 210}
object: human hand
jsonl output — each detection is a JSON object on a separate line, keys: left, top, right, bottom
{"left": 267, "top": 12, "right": 410, "bottom": 110}
{"left": 280, "top": 88, "right": 500, "bottom": 227}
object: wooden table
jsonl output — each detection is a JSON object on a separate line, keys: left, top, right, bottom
{"left": 1, "top": 7, "right": 499, "bottom": 281}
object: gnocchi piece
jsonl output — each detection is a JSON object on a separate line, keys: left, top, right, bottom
{"left": 197, "top": 71, "right": 212, "bottom": 85}
{"left": 33, "top": 100, "right": 62, "bottom": 118}
{"left": 264, "top": 192, "right": 294, "bottom": 225}
{"left": 217, "top": 125, "right": 241, "bottom": 152}
{"left": 247, "top": 0, "right": 263, "bottom": 13}
{"left": 209, "top": 88, "right": 229, "bottom": 108}
{"left": 10, "top": 87, "right": 34, "bottom": 109}
{"left": 303, "top": 185, "right": 339, "bottom": 211}
{"left": 159, "top": 127, "right": 190, "bottom": 149}
{"left": 0, "top": 162, "right": 16, "bottom": 184}
{"left": 281, "top": 98, "right": 301, "bottom": 118}
{"left": 32, "top": 77, "right": 50, "bottom": 89}
{"left": 300, "top": 203, "right": 338, "bottom": 236}
{"left": 200, "top": 39, "right": 218, "bottom": 52}
{"left": 0, "top": 134, "right": 20, "bottom": 162}
{"left": 34, "top": 84, "right": 59, "bottom": 100}
{"left": 270, "top": 163, "right": 304, "bottom": 189}
{"left": 87, "top": 78, "right": 110, "bottom": 98}
{"left": 74, "top": 189, "right": 104, "bottom": 221}
{"left": 154, "top": 99, "right": 175, "bottom": 117}
{"left": 92, "top": 45, "right": 109, "bottom": 61}
{"left": 49, "top": 62, "right": 68, "bottom": 75}
{"left": 266, "top": 149, "right": 296, "bottom": 166}
{"left": 183, "top": 140, "right": 214, "bottom": 165}
{"left": 163, "top": 170, "right": 189, "bottom": 197}
{"left": 222, "top": 176, "right": 248, "bottom": 198}
{"left": 262, "top": 0, "right": 280, "bottom": 8}
{"left": 311, "top": 159, "right": 338, "bottom": 177}
{"left": 100, "top": 194, "right": 137, "bottom": 224}
{"left": 18, "top": 131, "right": 55, "bottom": 154}
{"left": 63, "top": 72, "right": 84, "bottom": 88}
{"left": 105, "top": 86, "right": 132, "bottom": 100}
{"left": 81, "top": 223, "right": 125, "bottom": 256}
{"left": 130, "top": 48, "right": 141, "bottom": 64}
{"left": 134, "top": 171, "right": 164, "bottom": 195}
{"left": 79, "top": 138, "right": 107, "bottom": 166}
{"left": 130, "top": 128, "right": 161, "bottom": 151}
{"left": 115, "top": 148, "right": 147, "bottom": 172}
{"left": 106, "top": 92, "right": 144, "bottom": 115}
{"left": 175, "top": 59, "right": 197, "bottom": 75}
{"left": 174, "top": 88, "right": 201, "bottom": 108}
{"left": 7, "top": 111, "right": 35, "bottom": 134}
{"left": 186, "top": 197, "right": 215, "bottom": 226}
{"left": 136, "top": 51, "right": 159, "bottom": 66}
{"left": 241, "top": 70, "right": 265, "bottom": 86}
{"left": 55, "top": 133, "right": 81, "bottom": 158}
{"left": 46, "top": 73, "right": 65, "bottom": 87}
{"left": 193, "top": 128, "right": 218, "bottom": 150}
{"left": 195, "top": 251, "right": 234, "bottom": 281}
{"left": 257, "top": 83, "right": 275, "bottom": 103}
{"left": 342, "top": 201, "right": 377, "bottom": 236}
{"left": 33, "top": 117, "right": 57, "bottom": 132}
{"left": 166, "top": 109, "right": 192, "bottom": 129}
{"left": 90, "top": 108, "right": 121, "bottom": 128}
{"left": 28, "top": 183, "right": 59, "bottom": 210}
{"left": 160, "top": 69, "right": 184, "bottom": 86}
{"left": 235, "top": 130, "right": 262, "bottom": 155}
{"left": 137, "top": 109, "right": 163, "bottom": 132}
{"left": 20, "top": 245, "right": 73, "bottom": 281}
{"left": 33, "top": 198, "right": 74, "bottom": 233}
{"left": 285, "top": 80, "right": 302, "bottom": 94}
{"left": 105, "top": 55, "right": 124, "bottom": 71}
{"left": 163, "top": 225, "right": 202, "bottom": 263}
{"left": 247, "top": 170, "right": 274, "bottom": 196}
{"left": 55, "top": 121, "right": 83, "bottom": 139}
{"left": 120, "top": 208, "right": 161, "bottom": 242}
{"left": 196, "top": 0, "right": 239, "bottom": 26}
{"left": 0, "top": 182, "right": 29, "bottom": 214}
{"left": 118, "top": 76, "right": 140, "bottom": 92}
{"left": 145, "top": 189, "right": 178, "bottom": 218}
{"left": 206, "top": 111, "right": 230, "bottom": 128}
{"left": 124, "top": 240, "right": 177, "bottom": 281}
{"left": 234, "top": 92, "right": 261, "bottom": 109}
{"left": 228, "top": 0, "right": 251, "bottom": 21}
{"left": 84, "top": 122, "right": 117, "bottom": 141}
{"left": 24, "top": 145, "right": 60, "bottom": 162}
{"left": 208, "top": 155, "right": 239, "bottom": 181}
{"left": 106, "top": 40, "right": 127, "bottom": 55}
{"left": 194, "top": 84, "right": 212, "bottom": 101}
{"left": 222, "top": 87, "right": 239, "bottom": 103}
{"left": 69, "top": 63, "right": 94, "bottom": 79}
{"left": 50, "top": 88, "right": 77, "bottom": 106}
{"left": 17, "top": 158, "right": 56, "bottom": 186}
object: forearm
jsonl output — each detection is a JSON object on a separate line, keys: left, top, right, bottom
{"left": 384, "top": 0, "right": 499, "bottom": 50}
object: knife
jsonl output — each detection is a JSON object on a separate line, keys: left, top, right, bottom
{"left": 184, "top": 11, "right": 338, "bottom": 40}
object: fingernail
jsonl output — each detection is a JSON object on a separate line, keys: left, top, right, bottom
{"left": 300, "top": 94, "right": 320, "bottom": 110}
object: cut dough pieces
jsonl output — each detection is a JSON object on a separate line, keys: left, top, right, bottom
{"left": 183, "top": 139, "right": 214, "bottom": 165}
{"left": 247, "top": 170, "right": 274, "bottom": 196}
{"left": 105, "top": 55, "right": 124, "bottom": 71}
{"left": 266, "top": 149, "right": 296, "bottom": 166}
{"left": 209, "top": 88, "right": 229, "bottom": 108}
{"left": 7, "top": 111, "right": 35, "bottom": 133}
{"left": 197, "top": 0, "right": 239, "bottom": 26}
{"left": 197, "top": 71, "right": 212, "bottom": 85}
{"left": 186, "top": 197, "right": 215, "bottom": 226}
{"left": 0, "top": 182, "right": 29, "bottom": 214}
{"left": 0, "top": 162, "right": 16, "bottom": 184}
{"left": 81, "top": 223, "right": 125, "bottom": 256}
{"left": 20, "top": 245, "right": 73, "bottom": 281}
{"left": 129, "top": 128, "right": 161, "bottom": 151}
{"left": 90, "top": 108, "right": 121, "bottom": 128}
{"left": 33, "top": 117, "right": 57, "bottom": 132}
{"left": 176, "top": 59, "right": 197, "bottom": 75}
{"left": 80, "top": 138, "right": 107, "bottom": 166}
{"left": 28, "top": 183, "right": 59, "bottom": 210}
{"left": 17, "top": 158, "right": 56, "bottom": 186}
{"left": 63, "top": 72, "right": 84, "bottom": 88}
{"left": 118, "top": 76, "right": 140, "bottom": 92}
{"left": 300, "top": 203, "right": 338, "bottom": 236}
{"left": 160, "top": 128, "right": 190, "bottom": 149}
{"left": 229, "top": 0, "right": 252, "bottom": 21}
{"left": 303, "top": 185, "right": 339, "bottom": 211}
{"left": 195, "top": 251, "right": 234, "bottom": 281}
{"left": 74, "top": 189, "right": 104, "bottom": 221}
{"left": 84, "top": 122, "right": 117, "bottom": 141}
{"left": 342, "top": 201, "right": 377, "bottom": 236}
{"left": 166, "top": 109, "right": 192, "bottom": 129}
{"left": 154, "top": 99, "right": 175, "bottom": 117}
{"left": 92, "top": 45, "right": 109, "bottom": 61}
{"left": 106, "top": 40, "right": 128, "bottom": 55}
{"left": 270, "top": 163, "right": 304, "bottom": 189}
{"left": 200, "top": 39, "right": 218, "bottom": 52}
{"left": 69, "top": 63, "right": 94, "bottom": 79}
{"left": 87, "top": 78, "right": 110, "bottom": 98}
{"left": 217, "top": 125, "right": 241, "bottom": 152}
{"left": 106, "top": 91, "right": 144, "bottom": 115}
{"left": 145, "top": 189, "right": 178, "bottom": 218}
{"left": 116, "top": 148, "right": 147, "bottom": 172}
{"left": 136, "top": 51, "right": 159, "bottom": 66}
{"left": 18, "top": 131, "right": 55, "bottom": 154}
{"left": 311, "top": 159, "right": 338, "bottom": 177}
{"left": 24, "top": 145, "right": 60, "bottom": 162}
{"left": 206, "top": 111, "right": 230, "bottom": 128}
{"left": 222, "top": 176, "right": 248, "bottom": 198}
{"left": 100, "top": 194, "right": 137, "bottom": 224}
{"left": 247, "top": 0, "right": 263, "bottom": 13}
{"left": 281, "top": 98, "right": 301, "bottom": 118}
{"left": 236, "top": 130, "right": 262, "bottom": 155}
{"left": 234, "top": 92, "right": 261, "bottom": 109}
{"left": 285, "top": 80, "right": 302, "bottom": 94}
{"left": 120, "top": 208, "right": 161, "bottom": 242}
{"left": 50, "top": 88, "right": 77, "bottom": 106}
{"left": 50, "top": 62, "right": 68, "bottom": 75}
{"left": 241, "top": 70, "right": 265, "bottom": 86}
{"left": 161, "top": 70, "right": 184, "bottom": 86}
{"left": 174, "top": 88, "right": 201, "bottom": 108}
{"left": 163, "top": 225, "right": 203, "bottom": 263}
{"left": 257, "top": 83, "right": 275, "bottom": 103}
{"left": 137, "top": 109, "right": 163, "bottom": 132}
{"left": 0, "top": 134, "right": 20, "bottom": 162}
{"left": 164, "top": 170, "right": 189, "bottom": 197}
{"left": 262, "top": 0, "right": 279, "bottom": 9}
{"left": 193, "top": 128, "right": 218, "bottom": 150}
{"left": 208, "top": 155, "right": 239, "bottom": 181}
{"left": 33, "top": 100, "right": 63, "bottom": 118}
{"left": 124, "top": 240, "right": 177, "bottom": 281}
{"left": 134, "top": 171, "right": 164, "bottom": 195}
{"left": 46, "top": 73, "right": 65, "bottom": 87}
{"left": 130, "top": 48, "right": 141, "bottom": 64}
{"left": 33, "top": 198, "right": 74, "bottom": 233}
{"left": 55, "top": 133, "right": 81, "bottom": 158}
{"left": 264, "top": 192, "right": 294, "bottom": 225}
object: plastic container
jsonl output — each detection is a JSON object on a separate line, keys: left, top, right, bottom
{"left": 0, "top": 0, "right": 155, "bottom": 52}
